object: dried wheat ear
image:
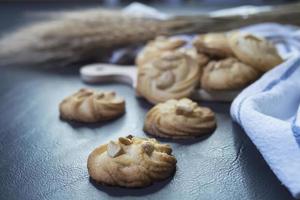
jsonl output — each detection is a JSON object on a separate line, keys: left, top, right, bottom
{"left": 0, "top": 3, "right": 298, "bottom": 67}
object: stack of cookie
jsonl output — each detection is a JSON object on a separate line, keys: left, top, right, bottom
{"left": 195, "top": 32, "right": 282, "bottom": 92}
{"left": 136, "top": 32, "right": 283, "bottom": 104}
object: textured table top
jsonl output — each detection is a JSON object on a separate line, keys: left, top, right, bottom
{"left": 0, "top": 2, "right": 295, "bottom": 200}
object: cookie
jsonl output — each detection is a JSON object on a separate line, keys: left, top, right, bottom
{"left": 178, "top": 47, "right": 209, "bottom": 67}
{"left": 201, "top": 57, "right": 260, "bottom": 91}
{"left": 136, "top": 50, "right": 201, "bottom": 104}
{"left": 144, "top": 98, "right": 216, "bottom": 139}
{"left": 59, "top": 88, "right": 125, "bottom": 123}
{"left": 136, "top": 36, "right": 186, "bottom": 66}
{"left": 193, "top": 32, "right": 233, "bottom": 58}
{"left": 228, "top": 32, "right": 283, "bottom": 72}
{"left": 87, "top": 135, "right": 177, "bottom": 187}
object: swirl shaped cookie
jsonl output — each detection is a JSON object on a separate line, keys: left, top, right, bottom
{"left": 136, "top": 36, "right": 186, "bottom": 66}
{"left": 193, "top": 32, "right": 233, "bottom": 58}
{"left": 87, "top": 135, "right": 177, "bottom": 187}
{"left": 201, "top": 58, "right": 260, "bottom": 91}
{"left": 137, "top": 50, "right": 201, "bottom": 104}
{"left": 144, "top": 98, "right": 216, "bottom": 139}
{"left": 229, "top": 32, "right": 283, "bottom": 72}
{"left": 59, "top": 89, "right": 125, "bottom": 123}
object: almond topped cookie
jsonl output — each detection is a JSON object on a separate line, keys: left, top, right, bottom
{"left": 201, "top": 57, "right": 260, "bottom": 91}
{"left": 87, "top": 135, "right": 177, "bottom": 187}
{"left": 229, "top": 32, "right": 283, "bottom": 72}
{"left": 59, "top": 88, "right": 125, "bottom": 123}
{"left": 193, "top": 32, "right": 234, "bottom": 58}
{"left": 144, "top": 98, "right": 216, "bottom": 139}
{"left": 137, "top": 50, "right": 201, "bottom": 104}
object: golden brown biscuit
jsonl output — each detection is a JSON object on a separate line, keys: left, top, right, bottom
{"left": 87, "top": 135, "right": 176, "bottom": 187}
{"left": 144, "top": 98, "right": 216, "bottom": 139}
{"left": 229, "top": 32, "right": 283, "bottom": 72}
{"left": 59, "top": 88, "right": 125, "bottom": 123}
{"left": 201, "top": 58, "right": 260, "bottom": 91}
{"left": 178, "top": 47, "right": 209, "bottom": 67}
{"left": 136, "top": 50, "right": 201, "bottom": 104}
{"left": 193, "top": 32, "right": 233, "bottom": 58}
{"left": 136, "top": 36, "right": 186, "bottom": 66}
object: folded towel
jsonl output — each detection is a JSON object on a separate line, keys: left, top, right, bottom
{"left": 231, "top": 24, "right": 300, "bottom": 199}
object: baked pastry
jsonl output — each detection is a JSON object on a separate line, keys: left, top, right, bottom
{"left": 228, "top": 32, "right": 283, "bottom": 72}
{"left": 137, "top": 50, "right": 201, "bottom": 104}
{"left": 201, "top": 58, "right": 260, "bottom": 91}
{"left": 136, "top": 36, "right": 186, "bottom": 66}
{"left": 193, "top": 32, "right": 233, "bottom": 58}
{"left": 178, "top": 47, "right": 209, "bottom": 67}
{"left": 87, "top": 135, "right": 177, "bottom": 187}
{"left": 144, "top": 98, "right": 216, "bottom": 139}
{"left": 59, "top": 88, "right": 125, "bottom": 123}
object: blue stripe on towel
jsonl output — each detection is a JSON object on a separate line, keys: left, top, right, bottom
{"left": 292, "top": 117, "right": 300, "bottom": 147}
{"left": 262, "top": 57, "right": 300, "bottom": 147}
{"left": 292, "top": 107, "right": 300, "bottom": 147}
{"left": 263, "top": 58, "right": 300, "bottom": 92}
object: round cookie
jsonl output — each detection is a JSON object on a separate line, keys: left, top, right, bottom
{"left": 144, "top": 98, "right": 217, "bottom": 139}
{"left": 136, "top": 36, "right": 186, "bottom": 66}
{"left": 201, "top": 57, "right": 260, "bottom": 91}
{"left": 228, "top": 32, "right": 283, "bottom": 72}
{"left": 193, "top": 32, "right": 233, "bottom": 58}
{"left": 137, "top": 50, "right": 201, "bottom": 104}
{"left": 87, "top": 135, "right": 177, "bottom": 187}
{"left": 59, "top": 88, "right": 125, "bottom": 123}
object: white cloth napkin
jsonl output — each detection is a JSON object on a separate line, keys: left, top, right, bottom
{"left": 231, "top": 24, "right": 300, "bottom": 199}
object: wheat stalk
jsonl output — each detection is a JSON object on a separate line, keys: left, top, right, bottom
{"left": 0, "top": 3, "right": 299, "bottom": 67}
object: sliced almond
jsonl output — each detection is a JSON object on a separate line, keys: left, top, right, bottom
{"left": 175, "top": 99, "right": 196, "bottom": 116}
{"left": 95, "top": 93, "right": 104, "bottom": 100}
{"left": 156, "top": 71, "right": 175, "bottom": 89}
{"left": 118, "top": 137, "right": 132, "bottom": 145}
{"left": 148, "top": 138, "right": 157, "bottom": 143}
{"left": 142, "top": 142, "right": 154, "bottom": 156}
{"left": 107, "top": 141, "right": 123, "bottom": 158}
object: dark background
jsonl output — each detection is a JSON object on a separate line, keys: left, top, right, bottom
{"left": 0, "top": 1, "right": 297, "bottom": 200}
